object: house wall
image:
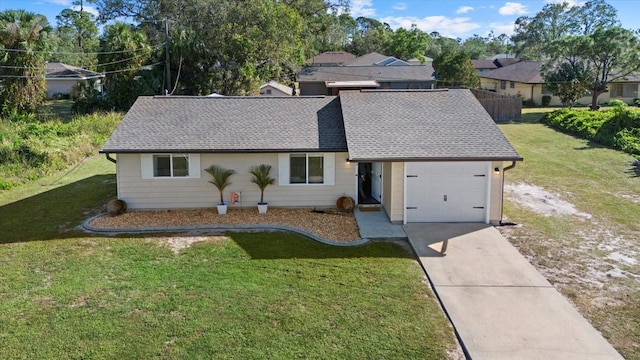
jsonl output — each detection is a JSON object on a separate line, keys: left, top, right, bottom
{"left": 481, "top": 78, "right": 640, "bottom": 106}
{"left": 116, "top": 152, "right": 354, "bottom": 209}
{"left": 46, "top": 79, "right": 78, "bottom": 98}
{"left": 299, "top": 82, "right": 328, "bottom": 96}
{"left": 260, "top": 86, "right": 291, "bottom": 96}
{"left": 385, "top": 162, "right": 404, "bottom": 224}
{"left": 490, "top": 161, "right": 506, "bottom": 224}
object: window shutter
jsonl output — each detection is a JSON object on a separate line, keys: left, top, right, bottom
{"left": 188, "top": 154, "right": 201, "bottom": 178}
{"left": 278, "top": 153, "right": 289, "bottom": 185}
{"left": 141, "top": 154, "right": 153, "bottom": 179}
{"left": 323, "top": 153, "right": 335, "bottom": 185}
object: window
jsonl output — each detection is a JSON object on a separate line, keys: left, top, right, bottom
{"left": 500, "top": 80, "right": 506, "bottom": 90}
{"left": 289, "top": 154, "right": 324, "bottom": 184}
{"left": 510, "top": 81, "right": 515, "bottom": 89}
{"left": 278, "top": 153, "right": 335, "bottom": 186}
{"left": 266, "top": 89, "right": 272, "bottom": 95}
{"left": 141, "top": 154, "right": 200, "bottom": 179}
{"left": 610, "top": 83, "right": 638, "bottom": 98}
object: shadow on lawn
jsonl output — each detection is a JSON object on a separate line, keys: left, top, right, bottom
{"left": 0, "top": 174, "right": 117, "bottom": 244}
{"left": 229, "top": 232, "right": 413, "bottom": 260}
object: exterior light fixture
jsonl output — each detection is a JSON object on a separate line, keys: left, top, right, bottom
{"left": 494, "top": 167, "right": 500, "bottom": 174}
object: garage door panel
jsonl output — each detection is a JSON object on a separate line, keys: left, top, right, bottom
{"left": 406, "top": 162, "right": 488, "bottom": 223}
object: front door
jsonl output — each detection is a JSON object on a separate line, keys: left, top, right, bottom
{"left": 358, "top": 162, "right": 382, "bottom": 204}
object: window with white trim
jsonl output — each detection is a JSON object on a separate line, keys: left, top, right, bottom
{"left": 278, "top": 153, "right": 335, "bottom": 186}
{"left": 141, "top": 154, "right": 201, "bottom": 179}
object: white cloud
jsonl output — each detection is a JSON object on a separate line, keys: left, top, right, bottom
{"left": 380, "top": 15, "right": 481, "bottom": 38}
{"left": 71, "top": 5, "right": 99, "bottom": 17}
{"left": 350, "top": 0, "right": 376, "bottom": 17}
{"left": 393, "top": 3, "right": 407, "bottom": 11}
{"left": 499, "top": 2, "right": 528, "bottom": 16}
{"left": 456, "top": 6, "right": 475, "bottom": 14}
{"left": 488, "top": 22, "right": 516, "bottom": 36}
{"left": 545, "top": 0, "right": 584, "bottom": 6}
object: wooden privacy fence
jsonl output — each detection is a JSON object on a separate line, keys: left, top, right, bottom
{"left": 470, "top": 89, "right": 521, "bottom": 122}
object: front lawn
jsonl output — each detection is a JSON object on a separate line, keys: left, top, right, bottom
{"left": 0, "top": 157, "right": 458, "bottom": 359}
{"left": 498, "top": 122, "right": 640, "bottom": 359}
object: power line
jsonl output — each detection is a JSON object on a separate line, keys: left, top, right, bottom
{"left": 0, "top": 43, "right": 165, "bottom": 55}
{"left": 0, "top": 62, "right": 162, "bottom": 79}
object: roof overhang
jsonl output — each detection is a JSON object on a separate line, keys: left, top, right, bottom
{"left": 325, "top": 80, "right": 379, "bottom": 88}
{"left": 345, "top": 156, "right": 524, "bottom": 162}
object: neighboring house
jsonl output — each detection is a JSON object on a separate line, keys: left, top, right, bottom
{"left": 472, "top": 60, "right": 498, "bottom": 75}
{"left": 479, "top": 61, "right": 640, "bottom": 106}
{"left": 345, "top": 52, "right": 411, "bottom": 66}
{"left": 297, "top": 65, "right": 437, "bottom": 95}
{"left": 259, "top": 80, "right": 293, "bottom": 96}
{"left": 100, "top": 89, "right": 522, "bottom": 224}
{"left": 307, "top": 51, "right": 356, "bottom": 66}
{"left": 46, "top": 62, "right": 104, "bottom": 99}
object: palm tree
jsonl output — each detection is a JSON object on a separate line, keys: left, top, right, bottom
{"left": 204, "top": 165, "right": 236, "bottom": 205}
{"left": 249, "top": 164, "right": 275, "bottom": 205}
{"left": 0, "top": 10, "right": 53, "bottom": 115}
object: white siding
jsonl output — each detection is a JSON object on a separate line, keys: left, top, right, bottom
{"left": 116, "top": 152, "right": 353, "bottom": 209}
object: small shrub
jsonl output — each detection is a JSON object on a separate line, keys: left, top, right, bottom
{"left": 634, "top": 98, "right": 640, "bottom": 107}
{"left": 522, "top": 98, "right": 537, "bottom": 107}
{"left": 107, "top": 199, "right": 127, "bottom": 216}
{"left": 542, "top": 95, "right": 552, "bottom": 107}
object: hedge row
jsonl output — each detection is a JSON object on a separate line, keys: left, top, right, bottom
{"left": 542, "top": 102, "right": 640, "bottom": 155}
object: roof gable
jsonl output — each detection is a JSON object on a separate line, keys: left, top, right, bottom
{"left": 260, "top": 80, "right": 293, "bottom": 95}
{"left": 339, "top": 89, "right": 522, "bottom": 161}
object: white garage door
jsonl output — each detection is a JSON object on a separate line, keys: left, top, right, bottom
{"left": 406, "top": 162, "right": 489, "bottom": 222}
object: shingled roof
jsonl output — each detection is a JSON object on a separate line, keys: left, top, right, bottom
{"left": 101, "top": 96, "right": 347, "bottom": 153}
{"left": 297, "top": 65, "right": 437, "bottom": 82}
{"left": 102, "top": 90, "right": 521, "bottom": 162}
{"left": 479, "top": 61, "right": 543, "bottom": 84}
{"left": 339, "top": 89, "right": 522, "bottom": 161}
{"left": 46, "top": 62, "right": 104, "bottom": 80}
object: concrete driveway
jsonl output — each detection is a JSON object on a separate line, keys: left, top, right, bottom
{"left": 404, "top": 223, "right": 622, "bottom": 360}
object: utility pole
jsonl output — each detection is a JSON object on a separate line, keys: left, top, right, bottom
{"left": 164, "top": 18, "right": 171, "bottom": 95}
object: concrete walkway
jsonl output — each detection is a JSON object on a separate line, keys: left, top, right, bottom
{"left": 404, "top": 223, "right": 622, "bottom": 360}
{"left": 353, "top": 208, "right": 407, "bottom": 240}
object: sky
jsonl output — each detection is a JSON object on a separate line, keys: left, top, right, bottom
{"left": 1, "top": 0, "right": 639, "bottom": 39}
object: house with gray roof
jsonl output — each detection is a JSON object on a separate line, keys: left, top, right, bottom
{"left": 101, "top": 89, "right": 522, "bottom": 224}
{"left": 297, "top": 65, "right": 437, "bottom": 95}
{"left": 479, "top": 61, "right": 640, "bottom": 106}
{"left": 45, "top": 62, "right": 104, "bottom": 99}
{"left": 306, "top": 51, "right": 356, "bottom": 66}
{"left": 259, "top": 80, "right": 293, "bottom": 96}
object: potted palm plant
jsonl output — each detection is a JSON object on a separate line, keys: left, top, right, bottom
{"left": 204, "top": 164, "right": 236, "bottom": 215}
{"left": 249, "top": 164, "right": 275, "bottom": 214}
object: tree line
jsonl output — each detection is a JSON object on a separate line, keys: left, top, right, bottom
{"left": 0, "top": 0, "right": 638, "bottom": 116}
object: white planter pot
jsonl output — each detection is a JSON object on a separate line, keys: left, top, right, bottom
{"left": 257, "top": 203, "right": 268, "bottom": 214}
{"left": 217, "top": 204, "right": 228, "bottom": 215}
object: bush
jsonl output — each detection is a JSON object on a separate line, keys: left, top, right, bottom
{"left": 543, "top": 105, "right": 640, "bottom": 155}
{"left": 522, "top": 98, "right": 537, "bottom": 107}
{"left": 634, "top": 98, "right": 640, "bottom": 107}
{"left": 542, "top": 95, "right": 552, "bottom": 107}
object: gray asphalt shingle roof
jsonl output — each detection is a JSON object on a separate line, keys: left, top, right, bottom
{"left": 297, "top": 65, "right": 437, "bottom": 82}
{"left": 101, "top": 96, "right": 347, "bottom": 153}
{"left": 46, "top": 62, "right": 104, "bottom": 79}
{"left": 479, "top": 61, "right": 543, "bottom": 83}
{"left": 339, "top": 89, "right": 522, "bottom": 161}
{"left": 102, "top": 90, "right": 521, "bottom": 162}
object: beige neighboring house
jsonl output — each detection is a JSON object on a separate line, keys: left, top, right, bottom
{"left": 100, "top": 89, "right": 522, "bottom": 225}
{"left": 259, "top": 80, "right": 293, "bottom": 96}
{"left": 46, "top": 62, "right": 104, "bottom": 99}
{"left": 479, "top": 60, "right": 640, "bottom": 106}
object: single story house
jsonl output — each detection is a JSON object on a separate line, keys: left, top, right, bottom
{"left": 479, "top": 60, "right": 640, "bottom": 106}
{"left": 297, "top": 65, "right": 438, "bottom": 95}
{"left": 46, "top": 62, "right": 104, "bottom": 99}
{"left": 101, "top": 89, "right": 522, "bottom": 224}
{"left": 259, "top": 80, "right": 293, "bottom": 96}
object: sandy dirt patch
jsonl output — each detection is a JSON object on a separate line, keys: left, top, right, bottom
{"left": 504, "top": 183, "right": 591, "bottom": 219}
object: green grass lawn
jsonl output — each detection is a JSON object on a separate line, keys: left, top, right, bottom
{"left": 498, "top": 122, "right": 640, "bottom": 359}
{"left": 0, "top": 157, "right": 458, "bottom": 359}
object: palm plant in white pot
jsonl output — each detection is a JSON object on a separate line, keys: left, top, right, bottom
{"left": 249, "top": 164, "right": 275, "bottom": 214}
{"left": 204, "top": 164, "right": 236, "bottom": 214}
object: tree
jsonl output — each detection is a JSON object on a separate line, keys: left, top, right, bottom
{"left": 98, "top": 22, "right": 153, "bottom": 109}
{"left": 543, "top": 61, "right": 593, "bottom": 107}
{"left": 384, "top": 25, "right": 429, "bottom": 62}
{"left": 461, "top": 32, "right": 510, "bottom": 59}
{"left": 0, "top": 10, "right": 53, "bottom": 115}
{"left": 426, "top": 31, "right": 460, "bottom": 60}
{"left": 51, "top": 4, "right": 99, "bottom": 68}
{"left": 346, "top": 17, "right": 392, "bottom": 56}
{"left": 432, "top": 51, "right": 479, "bottom": 88}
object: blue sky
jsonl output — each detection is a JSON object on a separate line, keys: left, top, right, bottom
{"left": 1, "top": 0, "right": 639, "bottom": 39}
